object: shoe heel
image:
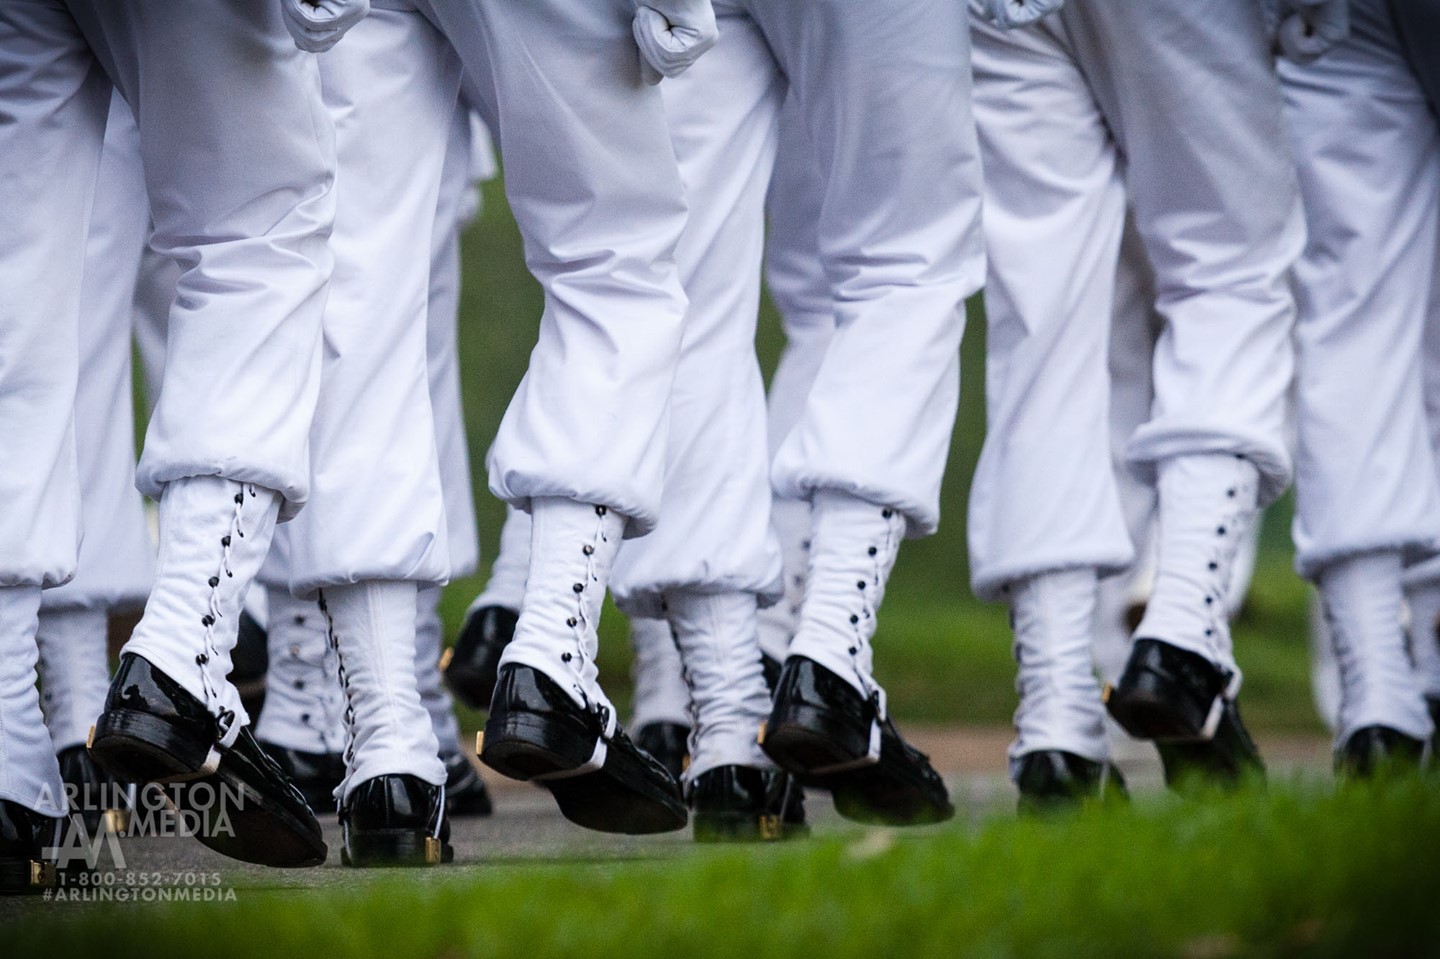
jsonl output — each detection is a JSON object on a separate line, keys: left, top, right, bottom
{"left": 480, "top": 713, "right": 596, "bottom": 782}
{"left": 88, "top": 709, "right": 219, "bottom": 784}
{"left": 762, "top": 703, "right": 872, "bottom": 776}
{"left": 342, "top": 830, "right": 451, "bottom": 868}
{"left": 1104, "top": 670, "right": 1212, "bottom": 741}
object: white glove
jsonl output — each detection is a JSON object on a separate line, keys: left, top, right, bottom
{"left": 978, "top": 0, "right": 1066, "bottom": 29}
{"left": 632, "top": 0, "right": 719, "bottom": 85}
{"left": 281, "top": 0, "right": 371, "bottom": 54}
{"left": 1265, "top": 0, "right": 1349, "bottom": 64}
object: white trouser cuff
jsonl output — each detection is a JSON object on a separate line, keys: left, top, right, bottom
{"left": 322, "top": 581, "right": 445, "bottom": 803}
{"left": 123, "top": 477, "right": 282, "bottom": 747}
{"left": 36, "top": 607, "right": 111, "bottom": 752}
{"left": 0, "top": 586, "right": 66, "bottom": 816}
{"left": 664, "top": 591, "right": 773, "bottom": 784}
{"left": 254, "top": 587, "right": 344, "bottom": 755}
{"left": 628, "top": 616, "right": 689, "bottom": 730}
{"left": 1320, "top": 551, "right": 1435, "bottom": 744}
{"left": 1007, "top": 569, "right": 1109, "bottom": 773}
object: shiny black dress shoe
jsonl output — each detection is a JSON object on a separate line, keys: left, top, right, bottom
{"left": 57, "top": 744, "right": 131, "bottom": 836}
{"left": 1014, "top": 750, "right": 1127, "bottom": 814}
{"left": 443, "top": 753, "right": 493, "bottom": 818}
{"left": 1104, "top": 638, "right": 1232, "bottom": 741}
{"left": 443, "top": 605, "right": 518, "bottom": 711}
{"left": 1428, "top": 698, "right": 1440, "bottom": 755}
{"left": 480, "top": 664, "right": 686, "bottom": 834}
{"left": 634, "top": 721, "right": 690, "bottom": 781}
{"left": 761, "top": 657, "right": 953, "bottom": 826}
{"left": 1335, "top": 726, "right": 1428, "bottom": 780}
{"left": 690, "top": 765, "right": 808, "bottom": 843}
{"left": 0, "top": 801, "right": 62, "bottom": 895}
{"left": 341, "top": 774, "right": 452, "bottom": 867}
{"left": 258, "top": 741, "right": 345, "bottom": 813}
{"left": 89, "top": 654, "right": 326, "bottom": 867}
{"left": 1153, "top": 699, "right": 1265, "bottom": 791}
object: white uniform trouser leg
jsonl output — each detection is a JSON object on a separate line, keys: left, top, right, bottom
{"left": 0, "top": 587, "right": 65, "bottom": 816}
{"left": 757, "top": 99, "right": 833, "bottom": 663}
{"left": 628, "top": 617, "right": 690, "bottom": 731}
{"left": 412, "top": 0, "right": 689, "bottom": 534}
{"left": 429, "top": 102, "right": 483, "bottom": 584}
{"left": 286, "top": 8, "right": 456, "bottom": 595}
{"left": 1283, "top": 0, "right": 1440, "bottom": 581}
{"left": 37, "top": 95, "right": 155, "bottom": 756}
{"left": 762, "top": 0, "right": 984, "bottom": 537}
{"left": 610, "top": 10, "right": 785, "bottom": 616}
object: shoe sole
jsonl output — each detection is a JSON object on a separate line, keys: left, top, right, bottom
{"left": 692, "top": 811, "right": 806, "bottom": 843}
{"left": 482, "top": 720, "right": 686, "bottom": 835}
{"left": 90, "top": 711, "right": 326, "bottom": 868}
{"left": 761, "top": 704, "right": 874, "bottom": 781}
{"left": 341, "top": 830, "right": 453, "bottom": 868}
{"left": 827, "top": 768, "right": 954, "bottom": 827}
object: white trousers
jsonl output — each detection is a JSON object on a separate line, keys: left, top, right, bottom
{"left": 399, "top": 0, "right": 690, "bottom": 536}
{"left": 967, "top": 0, "right": 1304, "bottom": 601}
{"left": 1282, "top": 0, "right": 1440, "bottom": 580}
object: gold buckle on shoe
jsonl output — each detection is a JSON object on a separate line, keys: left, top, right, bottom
{"left": 103, "top": 808, "right": 131, "bottom": 835}
{"left": 439, "top": 647, "right": 454, "bottom": 671}
{"left": 756, "top": 721, "right": 767, "bottom": 746}
{"left": 1101, "top": 684, "right": 1113, "bottom": 705}
{"left": 758, "top": 815, "right": 782, "bottom": 841}
{"left": 424, "top": 837, "right": 443, "bottom": 865}
{"left": 86, "top": 725, "right": 96, "bottom": 749}
{"left": 475, "top": 732, "right": 485, "bottom": 755}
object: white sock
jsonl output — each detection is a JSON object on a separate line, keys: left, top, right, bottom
{"left": 0, "top": 586, "right": 65, "bottom": 816}
{"left": 663, "top": 591, "right": 773, "bottom": 784}
{"left": 787, "top": 491, "right": 905, "bottom": 715}
{"left": 1135, "top": 454, "right": 1258, "bottom": 685}
{"left": 321, "top": 580, "right": 445, "bottom": 803}
{"left": 628, "top": 616, "right": 689, "bottom": 730}
{"left": 254, "top": 587, "right": 345, "bottom": 755}
{"left": 499, "top": 498, "right": 624, "bottom": 735}
{"left": 123, "top": 476, "right": 281, "bottom": 746}
{"left": 416, "top": 584, "right": 463, "bottom": 760}
{"left": 36, "top": 606, "right": 111, "bottom": 752}
{"left": 1008, "top": 569, "right": 1109, "bottom": 779}
{"left": 755, "top": 496, "right": 810, "bottom": 663}
{"left": 1320, "top": 551, "right": 1434, "bottom": 745}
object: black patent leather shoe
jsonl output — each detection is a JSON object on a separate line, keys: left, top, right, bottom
{"left": 634, "top": 722, "right": 690, "bottom": 781}
{"left": 481, "top": 664, "right": 686, "bottom": 834}
{"left": 1104, "top": 639, "right": 1230, "bottom": 741}
{"left": 1154, "top": 699, "right": 1265, "bottom": 791}
{"left": 444, "top": 605, "right": 519, "bottom": 711}
{"left": 1014, "top": 750, "right": 1127, "bottom": 814}
{"left": 762, "top": 657, "right": 953, "bottom": 826}
{"left": 1335, "top": 726, "right": 1428, "bottom": 780}
{"left": 340, "top": 774, "right": 452, "bottom": 868}
{"left": 0, "top": 801, "right": 62, "bottom": 895}
{"left": 57, "top": 745, "right": 131, "bottom": 836}
{"left": 89, "top": 654, "right": 326, "bottom": 867}
{"left": 690, "top": 765, "right": 808, "bottom": 843}
{"left": 1428, "top": 698, "right": 1440, "bottom": 755}
{"left": 258, "top": 741, "right": 344, "bottom": 813}
{"left": 443, "top": 753, "right": 493, "bottom": 818}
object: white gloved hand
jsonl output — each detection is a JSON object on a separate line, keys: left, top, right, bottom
{"left": 632, "top": 0, "right": 719, "bottom": 85}
{"left": 1265, "top": 0, "right": 1349, "bottom": 64}
{"left": 281, "top": 0, "right": 371, "bottom": 54}
{"left": 979, "top": 0, "right": 1066, "bottom": 29}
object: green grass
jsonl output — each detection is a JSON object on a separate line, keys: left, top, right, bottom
{"left": 10, "top": 778, "right": 1439, "bottom": 957}
{"left": 440, "top": 181, "right": 1320, "bottom": 735}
